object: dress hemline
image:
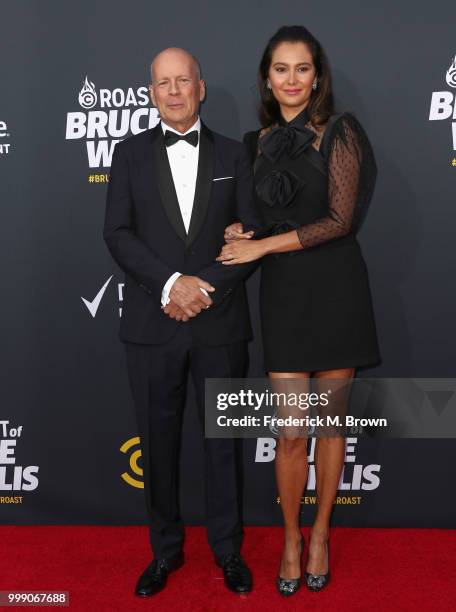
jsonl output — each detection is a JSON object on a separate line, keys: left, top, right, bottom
{"left": 264, "top": 353, "right": 381, "bottom": 373}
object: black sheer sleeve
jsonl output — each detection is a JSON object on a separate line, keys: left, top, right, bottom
{"left": 296, "top": 113, "right": 377, "bottom": 249}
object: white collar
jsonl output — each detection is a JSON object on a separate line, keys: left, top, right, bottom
{"left": 160, "top": 117, "right": 201, "bottom": 135}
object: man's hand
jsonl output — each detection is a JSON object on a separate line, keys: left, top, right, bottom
{"left": 162, "top": 300, "right": 189, "bottom": 322}
{"left": 168, "top": 275, "right": 215, "bottom": 318}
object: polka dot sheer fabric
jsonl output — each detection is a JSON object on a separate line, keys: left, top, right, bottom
{"left": 295, "top": 113, "right": 377, "bottom": 249}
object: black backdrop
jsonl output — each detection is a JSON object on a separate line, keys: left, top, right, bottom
{"left": 1, "top": 0, "right": 455, "bottom": 527}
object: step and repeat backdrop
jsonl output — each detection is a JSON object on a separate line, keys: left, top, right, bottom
{"left": 1, "top": 1, "right": 455, "bottom": 528}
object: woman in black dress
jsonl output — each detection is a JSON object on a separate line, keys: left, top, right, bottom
{"left": 217, "top": 25, "right": 380, "bottom": 596}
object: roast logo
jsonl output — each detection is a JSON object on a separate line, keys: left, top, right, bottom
{"left": 446, "top": 56, "right": 456, "bottom": 88}
{"left": 65, "top": 75, "right": 159, "bottom": 168}
{"left": 428, "top": 54, "right": 456, "bottom": 153}
{"left": 78, "top": 76, "right": 97, "bottom": 109}
{"left": 120, "top": 437, "right": 143, "bottom": 489}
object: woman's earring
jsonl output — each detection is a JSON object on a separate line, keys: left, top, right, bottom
{"left": 266, "top": 79, "right": 272, "bottom": 90}
{"left": 312, "top": 79, "right": 317, "bottom": 90}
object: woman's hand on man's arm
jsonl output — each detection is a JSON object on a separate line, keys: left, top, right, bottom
{"left": 224, "top": 222, "right": 254, "bottom": 243}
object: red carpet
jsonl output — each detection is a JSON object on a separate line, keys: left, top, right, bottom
{"left": 1, "top": 526, "right": 455, "bottom": 611}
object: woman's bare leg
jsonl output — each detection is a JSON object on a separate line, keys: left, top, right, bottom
{"left": 270, "top": 371, "right": 310, "bottom": 579}
{"left": 306, "top": 368, "right": 355, "bottom": 575}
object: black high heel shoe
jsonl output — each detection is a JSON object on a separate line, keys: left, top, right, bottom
{"left": 276, "top": 534, "right": 305, "bottom": 597}
{"left": 305, "top": 539, "right": 330, "bottom": 592}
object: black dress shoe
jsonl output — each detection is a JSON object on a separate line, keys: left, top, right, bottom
{"left": 215, "top": 553, "right": 252, "bottom": 593}
{"left": 135, "top": 552, "right": 184, "bottom": 597}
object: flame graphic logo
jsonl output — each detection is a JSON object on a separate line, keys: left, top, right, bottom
{"left": 445, "top": 55, "right": 456, "bottom": 88}
{"left": 78, "top": 76, "right": 97, "bottom": 109}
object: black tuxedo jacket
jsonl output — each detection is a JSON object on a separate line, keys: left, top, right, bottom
{"left": 103, "top": 121, "right": 263, "bottom": 345}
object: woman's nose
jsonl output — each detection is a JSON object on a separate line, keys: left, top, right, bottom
{"left": 287, "top": 72, "right": 297, "bottom": 84}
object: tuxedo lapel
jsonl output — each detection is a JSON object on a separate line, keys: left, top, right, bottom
{"left": 151, "top": 124, "right": 187, "bottom": 243}
{"left": 186, "top": 123, "right": 214, "bottom": 247}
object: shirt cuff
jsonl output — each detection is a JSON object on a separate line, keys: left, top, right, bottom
{"left": 161, "top": 272, "right": 182, "bottom": 306}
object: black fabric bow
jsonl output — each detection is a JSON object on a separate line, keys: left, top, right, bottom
{"left": 255, "top": 169, "right": 302, "bottom": 208}
{"left": 164, "top": 130, "right": 199, "bottom": 147}
{"left": 259, "top": 124, "right": 316, "bottom": 164}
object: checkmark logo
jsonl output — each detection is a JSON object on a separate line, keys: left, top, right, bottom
{"left": 81, "top": 275, "right": 113, "bottom": 318}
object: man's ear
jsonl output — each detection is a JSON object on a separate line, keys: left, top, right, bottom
{"left": 199, "top": 80, "right": 206, "bottom": 103}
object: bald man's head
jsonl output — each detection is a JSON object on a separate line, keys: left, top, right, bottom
{"left": 148, "top": 47, "right": 205, "bottom": 133}
{"left": 150, "top": 47, "right": 201, "bottom": 83}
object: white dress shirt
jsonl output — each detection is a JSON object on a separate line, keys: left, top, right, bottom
{"left": 160, "top": 117, "right": 204, "bottom": 306}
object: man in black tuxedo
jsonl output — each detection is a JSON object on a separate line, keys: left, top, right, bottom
{"left": 104, "top": 47, "right": 261, "bottom": 597}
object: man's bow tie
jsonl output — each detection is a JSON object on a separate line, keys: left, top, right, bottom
{"left": 164, "top": 130, "right": 199, "bottom": 147}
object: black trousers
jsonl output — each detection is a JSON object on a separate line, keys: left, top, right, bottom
{"left": 125, "top": 324, "right": 248, "bottom": 563}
